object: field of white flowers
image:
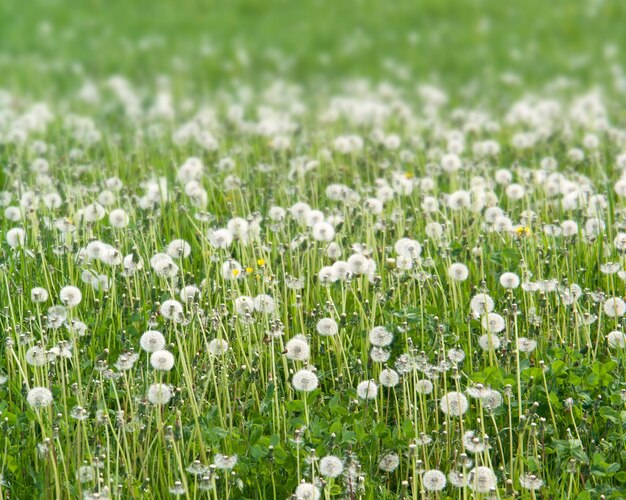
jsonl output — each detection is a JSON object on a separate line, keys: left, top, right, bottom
{"left": 2, "top": 1, "right": 626, "bottom": 499}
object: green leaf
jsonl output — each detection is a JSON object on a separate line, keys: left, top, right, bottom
{"left": 599, "top": 406, "right": 620, "bottom": 424}
{"left": 250, "top": 444, "right": 267, "bottom": 460}
{"left": 606, "top": 463, "right": 621, "bottom": 474}
{"left": 329, "top": 420, "right": 342, "bottom": 435}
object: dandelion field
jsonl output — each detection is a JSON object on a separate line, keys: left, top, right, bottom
{"left": 2, "top": 0, "right": 626, "bottom": 499}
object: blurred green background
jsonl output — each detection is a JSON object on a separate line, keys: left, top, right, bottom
{"left": 1, "top": 0, "right": 625, "bottom": 99}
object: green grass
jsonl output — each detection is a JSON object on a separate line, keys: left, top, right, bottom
{"left": 0, "top": 0, "right": 626, "bottom": 499}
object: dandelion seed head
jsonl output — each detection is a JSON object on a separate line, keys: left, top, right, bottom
{"left": 213, "top": 454, "right": 237, "bottom": 470}
{"left": 470, "top": 293, "right": 494, "bottom": 316}
{"left": 422, "top": 469, "right": 447, "bottom": 491}
{"left": 316, "top": 317, "right": 338, "bottom": 336}
{"left": 481, "top": 312, "right": 505, "bottom": 333}
{"left": 369, "top": 326, "right": 393, "bottom": 347}
{"left": 468, "top": 466, "right": 497, "bottom": 493}
{"left": 207, "top": 338, "right": 229, "bottom": 356}
{"left": 295, "top": 482, "right": 320, "bottom": 500}
{"left": 319, "top": 455, "right": 344, "bottom": 478}
{"left": 356, "top": 379, "right": 378, "bottom": 400}
{"left": 27, "top": 387, "right": 53, "bottom": 409}
{"left": 478, "top": 333, "right": 501, "bottom": 351}
{"left": 499, "top": 271, "right": 520, "bottom": 289}
{"left": 150, "top": 350, "right": 175, "bottom": 371}
{"left": 603, "top": 297, "right": 626, "bottom": 317}
{"left": 439, "top": 391, "right": 469, "bottom": 416}
{"left": 520, "top": 473, "right": 544, "bottom": 491}
{"left": 448, "top": 262, "right": 469, "bottom": 281}
{"left": 378, "top": 452, "right": 400, "bottom": 472}
{"left": 292, "top": 369, "right": 319, "bottom": 392}
{"left": 59, "top": 285, "right": 82, "bottom": 307}
{"left": 140, "top": 330, "right": 166, "bottom": 353}
{"left": 147, "top": 383, "right": 173, "bottom": 405}
{"left": 379, "top": 368, "right": 400, "bottom": 387}
{"left": 285, "top": 335, "right": 310, "bottom": 361}
{"left": 607, "top": 330, "right": 626, "bottom": 348}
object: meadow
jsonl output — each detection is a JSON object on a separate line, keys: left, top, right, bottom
{"left": 1, "top": 0, "right": 626, "bottom": 498}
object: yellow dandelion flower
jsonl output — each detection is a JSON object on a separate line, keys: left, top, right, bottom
{"left": 257, "top": 258, "right": 266, "bottom": 267}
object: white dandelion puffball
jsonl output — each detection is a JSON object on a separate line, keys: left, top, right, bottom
{"left": 481, "top": 313, "right": 506, "bottom": 333}
{"left": 82, "top": 202, "right": 105, "bottom": 222}
{"left": 470, "top": 293, "right": 495, "bottom": 316}
{"left": 394, "top": 237, "right": 422, "bottom": 259}
{"left": 505, "top": 183, "right": 525, "bottom": 200}
{"left": 208, "top": 338, "right": 229, "bottom": 356}
{"left": 481, "top": 389, "right": 503, "bottom": 410}
{"left": 214, "top": 453, "right": 238, "bottom": 470}
{"left": 254, "top": 294, "right": 275, "bottom": 314}
{"left": 614, "top": 233, "right": 626, "bottom": 251}
{"left": 448, "top": 262, "right": 469, "bottom": 281}
{"left": 316, "top": 318, "right": 338, "bottom": 336}
{"left": 167, "top": 239, "right": 191, "bottom": 258}
{"left": 378, "top": 452, "right": 400, "bottom": 472}
{"left": 379, "top": 368, "right": 400, "bottom": 388}
{"left": 6, "top": 227, "right": 26, "bottom": 248}
{"left": 356, "top": 379, "right": 378, "bottom": 400}
{"left": 140, "top": 330, "right": 166, "bottom": 353}
{"left": 160, "top": 299, "right": 184, "bottom": 320}
{"left": 603, "top": 297, "right": 626, "bottom": 317}
{"left": 347, "top": 253, "right": 372, "bottom": 275}
{"left": 326, "top": 242, "right": 342, "bottom": 259}
{"left": 31, "top": 287, "right": 49, "bottom": 303}
{"left": 561, "top": 220, "right": 578, "bottom": 237}
{"left": 519, "top": 473, "right": 544, "bottom": 491}
{"left": 369, "top": 326, "right": 393, "bottom": 347}
{"left": 370, "top": 347, "right": 390, "bottom": 363}
{"left": 517, "top": 337, "right": 538, "bottom": 353}
{"left": 25, "top": 346, "right": 48, "bottom": 367}
{"left": 607, "top": 331, "right": 626, "bottom": 348}
{"left": 179, "top": 285, "right": 200, "bottom": 302}
{"left": 77, "top": 465, "right": 95, "bottom": 483}
{"left": 109, "top": 208, "right": 129, "bottom": 228}
{"left": 285, "top": 336, "right": 310, "bottom": 361}
{"left": 150, "top": 350, "right": 175, "bottom": 371}
{"left": 463, "top": 430, "right": 488, "bottom": 453}
{"left": 226, "top": 218, "right": 249, "bottom": 241}
{"left": 478, "top": 333, "right": 501, "bottom": 351}
{"left": 268, "top": 206, "right": 286, "bottom": 222}
{"left": 448, "top": 348, "right": 466, "bottom": 363}
{"left": 147, "top": 383, "right": 172, "bottom": 405}
{"left": 439, "top": 391, "right": 469, "bottom": 416}
{"left": 234, "top": 295, "right": 255, "bottom": 315}
{"left": 448, "top": 470, "right": 468, "bottom": 487}
{"left": 468, "top": 466, "right": 497, "bottom": 493}
{"left": 289, "top": 201, "right": 311, "bottom": 223}
{"left": 208, "top": 228, "right": 234, "bottom": 249}
{"left": 423, "top": 469, "right": 447, "bottom": 491}
{"left": 27, "top": 387, "right": 53, "bottom": 409}
{"left": 292, "top": 369, "right": 319, "bottom": 392}
{"left": 319, "top": 455, "right": 344, "bottom": 478}
{"left": 294, "top": 483, "right": 320, "bottom": 500}
{"left": 59, "top": 286, "right": 82, "bottom": 307}
{"left": 4, "top": 206, "right": 21, "bottom": 221}
{"left": 499, "top": 271, "right": 520, "bottom": 289}
{"left": 312, "top": 221, "right": 335, "bottom": 242}
{"left": 415, "top": 379, "right": 433, "bottom": 395}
